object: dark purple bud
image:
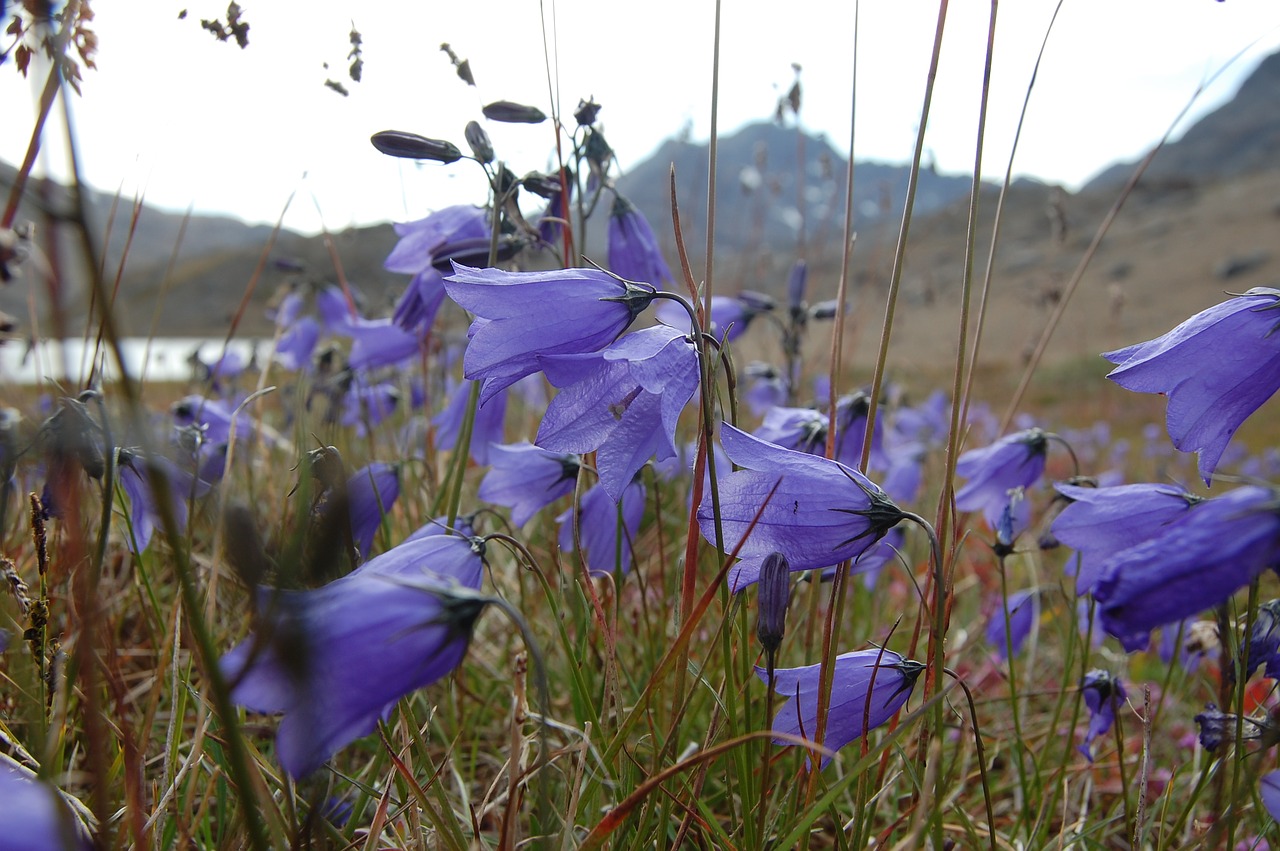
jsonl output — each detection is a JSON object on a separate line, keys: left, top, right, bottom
{"left": 464, "top": 120, "right": 494, "bottom": 163}
{"left": 223, "top": 502, "right": 271, "bottom": 589}
{"left": 482, "top": 100, "right": 547, "bottom": 124}
{"left": 522, "top": 171, "right": 566, "bottom": 199}
{"left": 756, "top": 552, "right": 790, "bottom": 657}
{"left": 737, "top": 290, "right": 776, "bottom": 312}
{"left": 809, "top": 299, "right": 846, "bottom": 321}
{"left": 371, "top": 130, "right": 463, "bottom": 164}
{"left": 1192, "top": 703, "right": 1278, "bottom": 751}
{"left": 574, "top": 98, "right": 602, "bottom": 126}
{"left": 787, "top": 260, "right": 808, "bottom": 313}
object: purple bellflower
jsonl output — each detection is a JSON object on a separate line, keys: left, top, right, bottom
{"left": 757, "top": 647, "right": 924, "bottom": 769}
{"left": 1104, "top": 287, "right": 1280, "bottom": 485}
{"left": 221, "top": 534, "right": 485, "bottom": 778}
{"left": 832, "top": 391, "right": 886, "bottom": 471}
{"left": 478, "top": 442, "right": 580, "bottom": 527}
{"left": 275, "top": 315, "right": 320, "bottom": 372}
{"left": 1194, "top": 703, "right": 1277, "bottom": 752}
{"left": 385, "top": 205, "right": 489, "bottom": 334}
{"left": 655, "top": 294, "right": 759, "bottom": 343}
{"left": 1262, "top": 771, "right": 1280, "bottom": 822}
{"left": 1093, "top": 485, "right": 1280, "bottom": 651}
{"left": 0, "top": 763, "right": 92, "bottom": 851}
{"left": 608, "top": 194, "right": 673, "bottom": 287}
{"left": 1078, "top": 670, "right": 1126, "bottom": 762}
{"left": 700, "top": 425, "right": 907, "bottom": 592}
{"left": 537, "top": 325, "right": 699, "bottom": 502}
{"left": 1052, "top": 481, "right": 1202, "bottom": 597}
{"left": 742, "top": 362, "right": 788, "bottom": 417}
{"left": 987, "top": 588, "right": 1038, "bottom": 660}
{"left": 433, "top": 380, "right": 507, "bottom": 467}
{"left": 117, "top": 449, "right": 206, "bottom": 553}
{"left": 444, "top": 263, "right": 657, "bottom": 404}
{"left": 1248, "top": 599, "right": 1280, "bottom": 680}
{"left": 955, "top": 428, "right": 1048, "bottom": 528}
{"left": 346, "top": 462, "right": 401, "bottom": 560}
{"left": 753, "top": 405, "right": 828, "bottom": 455}
{"left": 556, "top": 476, "right": 645, "bottom": 576}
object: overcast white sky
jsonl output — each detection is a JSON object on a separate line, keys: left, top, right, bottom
{"left": 3, "top": 0, "right": 1279, "bottom": 236}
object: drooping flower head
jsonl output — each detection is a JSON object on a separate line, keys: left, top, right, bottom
{"left": 1051, "top": 481, "right": 1203, "bottom": 597}
{"left": 536, "top": 325, "right": 699, "bottom": 501}
{"left": 432, "top": 380, "right": 507, "bottom": 467}
{"left": 1104, "top": 287, "right": 1280, "bottom": 485}
{"left": 345, "top": 462, "right": 401, "bottom": 560}
{"left": 1078, "top": 669, "right": 1126, "bottom": 762}
{"left": 116, "top": 449, "right": 206, "bottom": 554}
{"left": 556, "top": 476, "right": 645, "bottom": 576}
{"left": 1093, "top": 485, "right": 1280, "bottom": 651}
{"left": 655, "top": 293, "right": 762, "bottom": 342}
{"left": 742, "top": 362, "right": 789, "bottom": 417}
{"left": 0, "top": 763, "right": 93, "bottom": 851}
{"left": 699, "top": 425, "right": 907, "bottom": 592}
{"left": 955, "top": 428, "right": 1048, "bottom": 528}
{"left": 444, "top": 263, "right": 657, "bottom": 404}
{"left": 1248, "top": 599, "right": 1280, "bottom": 680}
{"left": 608, "top": 194, "right": 672, "bottom": 287}
{"left": 1261, "top": 771, "right": 1280, "bottom": 822}
{"left": 987, "top": 588, "right": 1038, "bottom": 660}
{"left": 478, "top": 442, "right": 580, "bottom": 527}
{"left": 1194, "top": 703, "right": 1278, "bottom": 752}
{"left": 385, "top": 205, "right": 489, "bottom": 334}
{"left": 757, "top": 647, "right": 924, "bottom": 768}
{"left": 221, "top": 534, "right": 486, "bottom": 778}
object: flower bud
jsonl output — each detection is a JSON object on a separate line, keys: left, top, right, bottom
{"left": 370, "top": 131, "right": 463, "bottom": 164}
{"left": 756, "top": 552, "right": 791, "bottom": 657}
{"left": 574, "top": 98, "right": 601, "bottom": 126}
{"left": 482, "top": 100, "right": 547, "bottom": 124}
{"left": 464, "top": 121, "right": 493, "bottom": 163}
{"left": 787, "top": 260, "right": 808, "bottom": 314}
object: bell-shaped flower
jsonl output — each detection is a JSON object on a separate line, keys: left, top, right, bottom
{"left": 1078, "top": 669, "right": 1126, "bottom": 762}
{"left": 346, "top": 462, "right": 401, "bottom": 560}
{"left": 655, "top": 294, "right": 760, "bottom": 342}
{"left": 444, "top": 263, "right": 657, "bottom": 404}
{"left": 1052, "top": 481, "right": 1203, "bottom": 596}
{"left": 385, "top": 205, "right": 489, "bottom": 334}
{"left": 832, "top": 391, "right": 886, "bottom": 471}
{"left": 701, "top": 425, "right": 907, "bottom": 592}
{"left": 608, "top": 194, "right": 672, "bottom": 287}
{"left": 955, "top": 428, "right": 1048, "bottom": 527}
{"left": 221, "top": 534, "right": 486, "bottom": 778}
{"left": 1261, "top": 771, "right": 1280, "bottom": 822}
{"left": 1248, "top": 599, "right": 1280, "bottom": 680}
{"left": 987, "top": 588, "right": 1038, "bottom": 660}
{"left": 742, "top": 362, "right": 788, "bottom": 417}
{"left": 478, "top": 442, "right": 580, "bottom": 527}
{"left": 758, "top": 647, "right": 924, "bottom": 769}
{"left": 1093, "top": 485, "right": 1280, "bottom": 651}
{"left": 536, "top": 325, "right": 699, "bottom": 501}
{"left": 556, "top": 476, "right": 645, "bottom": 576}
{"left": 753, "top": 405, "right": 828, "bottom": 455}
{"left": 1104, "top": 287, "right": 1280, "bottom": 485}
{"left": 0, "top": 763, "right": 93, "bottom": 850}
{"left": 433, "top": 380, "right": 507, "bottom": 467}
{"left": 117, "top": 449, "right": 206, "bottom": 553}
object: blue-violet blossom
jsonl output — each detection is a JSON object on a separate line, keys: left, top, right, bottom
{"left": 444, "top": 263, "right": 657, "bottom": 404}
{"left": 221, "top": 534, "right": 485, "bottom": 778}
{"left": 757, "top": 647, "right": 924, "bottom": 769}
{"left": 1104, "top": 287, "right": 1280, "bottom": 485}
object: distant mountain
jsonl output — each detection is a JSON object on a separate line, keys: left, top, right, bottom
{"left": 612, "top": 121, "right": 982, "bottom": 256}
{"left": 1085, "top": 51, "right": 1280, "bottom": 189}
